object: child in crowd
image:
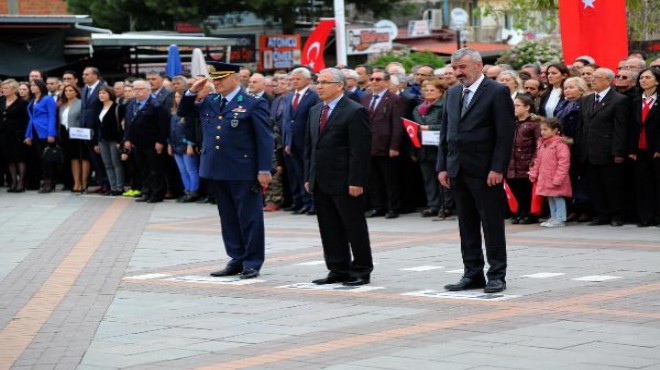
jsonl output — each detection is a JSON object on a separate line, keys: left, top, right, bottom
{"left": 528, "top": 118, "right": 572, "bottom": 227}
{"left": 168, "top": 91, "right": 200, "bottom": 203}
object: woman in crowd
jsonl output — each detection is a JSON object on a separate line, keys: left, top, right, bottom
{"left": 168, "top": 90, "right": 200, "bottom": 203}
{"left": 24, "top": 79, "right": 58, "bottom": 193}
{"left": 580, "top": 64, "right": 597, "bottom": 94}
{"left": 506, "top": 94, "right": 541, "bottom": 224}
{"left": 93, "top": 86, "right": 125, "bottom": 196}
{"left": 539, "top": 63, "right": 570, "bottom": 118}
{"left": 17, "top": 82, "right": 31, "bottom": 101}
{"left": 628, "top": 68, "right": 660, "bottom": 227}
{"left": 0, "top": 79, "right": 30, "bottom": 192}
{"left": 529, "top": 118, "right": 572, "bottom": 228}
{"left": 58, "top": 83, "right": 88, "bottom": 192}
{"left": 412, "top": 78, "right": 449, "bottom": 217}
{"left": 497, "top": 70, "right": 524, "bottom": 101}
{"left": 556, "top": 77, "right": 591, "bottom": 222}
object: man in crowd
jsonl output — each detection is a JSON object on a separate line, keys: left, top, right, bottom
{"left": 179, "top": 62, "right": 273, "bottom": 279}
{"left": 437, "top": 48, "right": 515, "bottom": 294}
{"left": 282, "top": 67, "right": 320, "bottom": 215}
{"left": 578, "top": 68, "right": 629, "bottom": 227}
{"left": 46, "top": 77, "right": 61, "bottom": 102}
{"left": 615, "top": 68, "right": 639, "bottom": 99}
{"left": 341, "top": 68, "right": 364, "bottom": 102}
{"left": 239, "top": 68, "right": 251, "bottom": 88}
{"left": 624, "top": 57, "right": 646, "bottom": 73}
{"left": 62, "top": 71, "right": 79, "bottom": 87}
{"left": 304, "top": 68, "right": 373, "bottom": 286}
{"left": 248, "top": 73, "right": 273, "bottom": 103}
{"left": 485, "top": 65, "right": 503, "bottom": 80}
{"left": 146, "top": 71, "right": 174, "bottom": 108}
{"left": 81, "top": 67, "right": 109, "bottom": 193}
{"left": 362, "top": 70, "right": 405, "bottom": 219}
{"left": 354, "top": 64, "right": 371, "bottom": 91}
{"left": 124, "top": 80, "right": 170, "bottom": 203}
{"left": 523, "top": 79, "right": 543, "bottom": 110}
{"left": 406, "top": 65, "right": 433, "bottom": 101}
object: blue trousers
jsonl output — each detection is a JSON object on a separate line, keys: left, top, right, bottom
{"left": 174, "top": 153, "right": 200, "bottom": 192}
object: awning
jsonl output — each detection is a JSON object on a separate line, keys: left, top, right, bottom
{"left": 91, "top": 33, "right": 236, "bottom": 47}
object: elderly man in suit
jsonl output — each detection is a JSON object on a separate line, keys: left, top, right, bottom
{"left": 178, "top": 62, "right": 273, "bottom": 279}
{"left": 123, "top": 80, "right": 170, "bottom": 203}
{"left": 282, "top": 67, "right": 321, "bottom": 215}
{"left": 579, "top": 68, "right": 629, "bottom": 227}
{"left": 304, "top": 67, "right": 373, "bottom": 286}
{"left": 361, "top": 70, "right": 405, "bottom": 219}
{"left": 437, "top": 48, "right": 515, "bottom": 294}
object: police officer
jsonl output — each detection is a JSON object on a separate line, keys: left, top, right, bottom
{"left": 178, "top": 62, "right": 273, "bottom": 279}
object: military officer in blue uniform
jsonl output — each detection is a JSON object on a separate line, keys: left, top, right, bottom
{"left": 178, "top": 62, "right": 273, "bottom": 279}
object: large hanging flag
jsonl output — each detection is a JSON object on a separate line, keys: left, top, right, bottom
{"left": 301, "top": 19, "right": 335, "bottom": 72}
{"left": 402, "top": 118, "right": 422, "bottom": 148}
{"left": 559, "top": 0, "right": 628, "bottom": 71}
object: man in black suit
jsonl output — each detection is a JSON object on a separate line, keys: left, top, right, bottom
{"left": 579, "top": 68, "right": 629, "bottom": 226}
{"left": 437, "top": 48, "right": 515, "bottom": 294}
{"left": 304, "top": 68, "right": 373, "bottom": 286}
{"left": 123, "top": 79, "right": 170, "bottom": 203}
{"left": 81, "top": 67, "right": 109, "bottom": 192}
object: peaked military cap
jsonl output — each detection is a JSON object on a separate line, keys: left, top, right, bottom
{"left": 207, "top": 61, "right": 241, "bottom": 80}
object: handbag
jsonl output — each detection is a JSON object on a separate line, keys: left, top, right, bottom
{"left": 42, "top": 145, "right": 64, "bottom": 164}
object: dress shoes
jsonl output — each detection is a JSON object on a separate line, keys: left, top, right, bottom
{"left": 240, "top": 268, "right": 260, "bottom": 279}
{"left": 519, "top": 215, "right": 538, "bottom": 225}
{"left": 342, "top": 276, "right": 370, "bottom": 286}
{"left": 312, "top": 275, "right": 352, "bottom": 285}
{"left": 293, "top": 207, "right": 309, "bottom": 215}
{"left": 444, "top": 276, "right": 486, "bottom": 291}
{"left": 284, "top": 205, "right": 302, "bottom": 212}
{"left": 305, "top": 208, "right": 316, "bottom": 215}
{"left": 135, "top": 195, "right": 151, "bottom": 202}
{"left": 364, "top": 209, "right": 384, "bottom": 218}
{"left": 588, "top": 218, "right": 609, "bottom": 226}
{"left": 210, "top": 265, "right": 242, "bottom": 277}
{"left": 610, "top": 219, "right": 623, "bottom": 227}
{"left": 484, "top": 279, "right": 507, "bottom": 293}
{"left": 384, "top": 211, "right": 399, "bottom": 219}
{"left": 147, "top": 197, "right": 163, "bottom": 203}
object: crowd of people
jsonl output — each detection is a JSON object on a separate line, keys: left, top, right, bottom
{"left": 0, "top": 52, "right": 659, "bottom": 227}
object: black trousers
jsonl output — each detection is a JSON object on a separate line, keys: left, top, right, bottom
{"left": 133, "top": 145, "right": 166, "bottom": 199}
{"left": 633, "top": 151, "right": 660, "bottom": 224}
{"left": 313, "top": 188, "right": 373, "bottom": 278}
{"left": 368, "top": 156, "right": 402, "bottom": 212}
{"left": 452, "top": 172, "right": 508, "bottom": 281}
{"left": 587, "top": 162, "right": 625, "bottom": 221}
{"left": 507, "top": 177, "right": 533, "bottom": 217}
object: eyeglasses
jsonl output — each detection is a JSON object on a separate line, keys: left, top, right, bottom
{"left": 488, "top": 76, "right": 498, "bottom": 80}
{"left": 369, "top": 77, "right": 384, "bottom": 82}
{"left": 415, "top": 73, "right": 431, "bottom": 77}
{"left": 615, "top": 75, "right": 629, "bottom": 80}
{"left": 315, "top": 81, "right": 341, "bottom": 86}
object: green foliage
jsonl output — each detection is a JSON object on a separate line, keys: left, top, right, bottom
{"left": 496, "top": 38, "right": 563, "bottom": 69}
{"left": 477, "top": 0, "right": 558, "bottom": 33}
{"left": 369, "top": 51, "right": 447, "bottom": 71}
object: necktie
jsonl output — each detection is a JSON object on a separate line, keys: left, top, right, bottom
{"left": 292, "top": 92, "right": 300, "bottom": 111}
{"left": 319, "top": 105, "right": 330, "bottom": 132}
{"left": 133, "top": 102, "right": 140, "bottom": 116}
{"left": 595, "top": 94, "right": 600, "bottom": 104}
{"left": 461, "top": 89, "right": 470, "bottom": 113}
{"left": 369, "top": 94, "right": 379, "bottom": 112}
{"left": 219, "top": 97, "right": 227, "bottom": 112}
{"left": 639, "top": 97, "right": 654, "bottom": 149}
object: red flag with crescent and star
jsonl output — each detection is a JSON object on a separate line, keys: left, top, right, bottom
{"left": 301, "top": 19, "right": 335, "bottom": 72}
{"left": 402, "top": 118, "right": 422, "bottom": 148}
{"left": 559, "top": 0, "right": 628, "bottom": 71}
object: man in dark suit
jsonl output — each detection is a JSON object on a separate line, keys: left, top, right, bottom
{"left": 304, "top": 68, "right": 373, "bottom": 286}
{"left": 282, "top": 67, "right": 321, "bottom": 214}
{"left": 361, "top": 70, "right": 405, "bottom": 219}
{"left": 248, "top": 73, "right": 274, "bottom": 104}
{"left": 81, "top": 67, "right": 109, "bottom": 192}
{"left": 178, "top": 62, "right": 273, "bottom": 280}
{"left": 579, "top": 68, "right": 629, "bottom": 226}
{"left": 146, "top": 71, "right": 174, "bottom": 108}
{"left": 123, "top": 80, "right": 170, "bottom": 203}
{"left": 437, "top": 48, "right": 515, "bottom": 294}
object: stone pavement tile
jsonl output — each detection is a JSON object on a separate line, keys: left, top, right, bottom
{"left": 567, "top": 342, "right": 660, "bottom": 360}
{"left": 221, "top": 332, "right": 293, "bottom": 344}
{"left": 339, "top": 355, "right": 471, "bottom": 370}
{"left": 320, "top": 365, "right": 387, "bottom": 370}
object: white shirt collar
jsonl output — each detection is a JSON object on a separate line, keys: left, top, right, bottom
{"left": 295, "top": 86, "right": 309, "bottom": 97}
{"left": 222, "top": 86, "right": 242, "bottom": 102}
{"left": 595, "top": 86, "right": 612, "bottom": 100}
{"left": 464, "top": 74, "right": 486, "bottom": 94}
{"left": 643, "top": 92, "right": 657, "bottom": 101}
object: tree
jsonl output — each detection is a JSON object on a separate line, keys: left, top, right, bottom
{"left": 369, "top": 51, "right": 447, "bottom": 71}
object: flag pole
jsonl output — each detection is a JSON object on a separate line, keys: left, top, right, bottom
{"left": 333, "top": 0, "right": 347, "bottom": 67}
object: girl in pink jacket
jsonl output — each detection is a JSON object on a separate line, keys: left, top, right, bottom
{"left": 529, "top": 118, "right": 572, "bottom": 227}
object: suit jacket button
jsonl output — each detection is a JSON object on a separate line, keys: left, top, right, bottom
{"left": 217, "top": 125, "right": 221, "bottom": 129}
{"left": 243, "top": 154, "right": 248, "bottom": 158}
{"left": 218, "top": 116, "right": 223, "bottom": 119}
{"left": 215, "top": 145, "right": 220, "bottom": 150}
{"left": 215, "top": 135, "right": 220, "bottom": 140}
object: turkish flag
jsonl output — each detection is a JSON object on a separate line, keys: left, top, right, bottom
{"left": 502, "top": 179, "right": 519, "bottom": 214}
{"left": 559, "top": 0, "right": 628, "bottom": 71}
{"left": 402, "top": 118, "right": 422, "bottom": 148}
{"left": 301, "top": 19, "right": 335, "bottom": 72}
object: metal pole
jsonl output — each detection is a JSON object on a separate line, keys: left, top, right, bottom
{"left": 333, "top": 0, "right": 347, "bottom": 67}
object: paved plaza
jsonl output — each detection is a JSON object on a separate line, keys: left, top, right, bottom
{"left": 0, "top": 191, "right": 659, "bottom": 370}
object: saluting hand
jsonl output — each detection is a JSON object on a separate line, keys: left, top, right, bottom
{"left": 190, "top": 77, "right": 210, "bottom": 94}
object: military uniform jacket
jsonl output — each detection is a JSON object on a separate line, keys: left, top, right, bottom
{"left": 178, "top": 89, "right": 273, "bottom": 181}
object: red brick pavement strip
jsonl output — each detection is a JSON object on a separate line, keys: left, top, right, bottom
{"left": 0, "top": 197, "right": 130, "bottom": 370}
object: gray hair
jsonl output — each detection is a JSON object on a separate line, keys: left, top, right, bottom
{"left": 498, "top": 70, "right": 523, "bottom": 92}
{"left": 132, "top": 79, "right": 152, "bottom": 90}
{"left": 320, "top": 68, "right": 346, "bottom": 85}
{"left": 290, "top": 67, "right": 311, "bottom": 80}
{"left": 597, "top": 68, "right": 616, "bottom": 81}
{"left": 434, "top": 67, "right": 447, "bottom": 76}
{"left": 341, "top": 68, "right": 359, "bottom": 81}
{"left": 451, "top": 48, "right": 482, "bottom": 63}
